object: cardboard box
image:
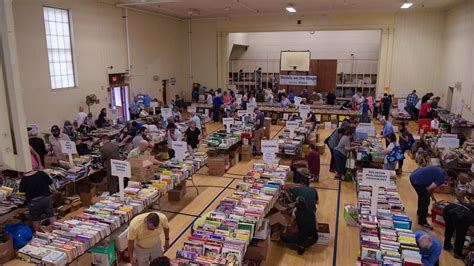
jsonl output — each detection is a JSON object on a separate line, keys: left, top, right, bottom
{"left": 279, "top": 158, "right": 293, "bottom": 166}
{"left": 431, "top": 207, "right": 445, "bottom": 226}
{"left": 315, "top": 143, "right": 326, "bottom": 155}
{"left": 0, "top": 235, "right": 15, "bottom": 264}
{"left": 244, "top": 232, "right": 270, "bottom": 261}
{"left": 241, "top": 144, "right": 252, "bottom": 154}
{"left": 168, "top": 187, "right": 185, "bottom": 201}
{"left": 111, "top": 227, "right": 129, "bottom": 252}
{"left": 128, "top": 156, "right": 155, "bottom": 182}
{"left": 241, "top": 154, "right": 253, "bottom": 162}
{"left": 79, "top": 183, "right": 97, "bottom": 207}
{"left": 316, "top": 223, "right": 330, "bottom": 245}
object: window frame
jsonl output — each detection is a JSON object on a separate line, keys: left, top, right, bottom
{"left": 42, "top": 5, "right": 77, "bottom": 90}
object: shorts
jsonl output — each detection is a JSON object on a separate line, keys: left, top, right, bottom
{"left": 28, "top": 195, "right": 54, "bottom": 222}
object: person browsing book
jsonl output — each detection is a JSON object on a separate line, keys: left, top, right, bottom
{"left": 128, "top": 212, "right": 170, "bottom": 266}
{"left": 414, "top": 231, "right": 441, "bottom": 266}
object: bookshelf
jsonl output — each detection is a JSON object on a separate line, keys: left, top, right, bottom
{"left": 336, "top": 59, "right": 378, "bottom": 98}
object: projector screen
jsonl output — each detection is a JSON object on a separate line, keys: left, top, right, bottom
{"left": 280, "top": 51, "right": 310, "bottom": 71}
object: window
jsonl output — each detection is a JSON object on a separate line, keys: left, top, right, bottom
{"left": 43, "top": 6, "right": 75, "bottom": 89}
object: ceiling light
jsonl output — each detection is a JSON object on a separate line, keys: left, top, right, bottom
{"left": 401, "top": 2, "right": 413, "bottom": 9}
{"left": 286, "top": 5, "right": 296, "bottom": 13}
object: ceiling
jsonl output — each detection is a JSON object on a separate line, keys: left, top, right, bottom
{"left": 102, "top": 0, "right": 463, "bottom": 19}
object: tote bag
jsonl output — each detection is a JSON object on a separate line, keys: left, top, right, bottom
{"left": 387, "top": 146, "right": 405, "bottom": 163}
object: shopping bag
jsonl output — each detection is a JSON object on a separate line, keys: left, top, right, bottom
{"left": 387, "top": 146, "right": 405, "bottom": 163}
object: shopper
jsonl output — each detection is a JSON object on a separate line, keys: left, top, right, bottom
{"left": 166, "top": 123, "right": 182, "bottom": 159}
{"left": 325, "top": 127, "right": 345, "bottom": 173}
{"left": 383, "top": 133, "right": 400, "bottom": 171}
{"left": 398, "top": 122, "right": 414, "bottom": 171}
{"left": 409, "top": 166, "right": 447, "bottom": 230}
{"left": 76, "top": 106, "right": 88, "bottom": 128}
{"left": 333, "top": 128, "right": 358, "bottom": 180}
{"left": 132, "top": 127, "right": 146, "bottom": 148}
{"left": 143, "top": 94, "right": 152, "bottom": 108}
{"left": 212, "top": 93, "right": 223, "bottom": 122}
{"left": 130, "top": 96, "right": 141, "bottom": 120}
{"left": 406, "top": 90, "right": 418, "bottom": 119}
{"left": 63, "top": 120, "right": 78, "bottom": 141}
{"left": 430, "top": 116, "right": 440, "bottom": 130}
{"left": 96, "top": 108, "right": 109, "bottom": 128}
{"left": 48, "top": 125, "right": 71, "bottom": 157}
{"left": 288, "top": 90, "right": 295, "bottom": 103}
{"left": 191, "top": 112, "right": 202, "bottom": 132}
{"left": 379, "top": 118, "right": 394, "bottom": 146}
{"left": 172, "top": 106, "right": 182, "bottom": 122}
{"left": 305, "top": 144, "right": 320, "bottom": 181}
{"left": 19, "top": 156, "right": 55, "bottom": 232}
{"left": 414, "top": 231, "right": 442, "bottom": 266}
{"left": 128, "top": 212, "right": 170, "bottom": 266}
{"left": 253, "top": 107, "right": 265, "bottom": 155}
{"left": 381, "top": 93, "right": 391, "bottom": 119}
{"left": 421, "top": 92, "right": 434, "bottom": 104}
{"left": 83, "top": 112, "right": 96, "bottom": 132}
{"left": 280, "top": 94, "right": 291, "bottom": 108}
{"left": 360, "top": 99, "right": 371, "bottom": 123}
{"left": 286, "top": 173, "right": 318, "bottom": 213}
{"left": 326, "top": 90, "right": 336, "bottom": 105}
{"left": 280, "top": 195, "right": 318, "bottom": 255}
{"left": 185, "top": 121, "right": 201, "bottom": 158}
{"left": 28, "top": 127, "right": 47, "bottom": 166}
{"left": 300, "top": 88, "right": 309, "bottom": 99}
{"left": 151, "top": 256, "right": 171, "bottom": 266}
{"left": 443, "top": 202, "right": 474, "bottom": 259}
{"left": 100, "top": 135, "right": 120, "bottom": 194}
{"left": 128, "top": 140, "right": 162, "bottom": 164}
{"left": 419, "top": 100, "right": 432, "bottom": 119}
{"left": 223, "top": 91, "right": 232, "bottom": 105}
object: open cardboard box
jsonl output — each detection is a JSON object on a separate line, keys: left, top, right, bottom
{"left": 127, "top": 155, "right": 155, "bottom": 182}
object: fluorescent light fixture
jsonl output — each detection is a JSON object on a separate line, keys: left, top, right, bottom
{"left": 401, "top": 2, "right": 413, "bottom": 9}
{"left": 286, "top": 5, "right": 296, "bottom": 12}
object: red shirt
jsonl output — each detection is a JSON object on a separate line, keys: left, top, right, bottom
{"left": 419, "top": 103, "right": 431, "bottom": 116}
{"left": 306, "top": 149, "right": 320, "bottom": 176}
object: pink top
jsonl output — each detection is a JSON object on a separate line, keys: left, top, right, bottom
{"left": 223, "top": 95, "right": 232, "bottom": 104}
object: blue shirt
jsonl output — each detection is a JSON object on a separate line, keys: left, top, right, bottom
{"left": 289, "top": 92, "right": 295, "bottom": 102}
{"left": 130, "top": 101, "right": 141, "bottom": 114}
{"left": 414, "top": 231, "right": 441, "bottom": 266}
{"left": 255, "top": 112, "right": 265, "bottom": 129}
{"left": 143, "top": 95, "right": 152, "bottom": 107}
{"left": 213, "top": 96, "right": 223, "bottom": 107}
{"left": 382, "top": 122, "right": 394, "bottom": 137}
{"left": 410, "top": 166, "right": 446, "bottom": 187}
{"left": 407, "top": 93, "right": 418, "bottom": 105}
{"left": 327, "top": 128, "right": 340, "bottom": 149}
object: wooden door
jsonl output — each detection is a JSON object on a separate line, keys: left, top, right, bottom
{"left": 315, "top": 60, "right": 337, "bottom": 93}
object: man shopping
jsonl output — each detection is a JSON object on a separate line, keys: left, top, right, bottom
{"left": 128, "top": 212, "right": 170, "bottom": 266}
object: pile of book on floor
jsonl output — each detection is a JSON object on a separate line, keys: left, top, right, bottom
{"left": 0, "top": 184, "right": 26, "bottom": 215}
{"left": 17, "top": 185, "right": 162, "bottom": 265}
{"left": 357, "top": 181, "right": 422, "bottom": 266}
{"left": 171, "top": 163, "right": 289, "bottom": 265}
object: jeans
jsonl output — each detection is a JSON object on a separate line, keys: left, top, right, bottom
{"left": 333, "top": 150, "right": 347, "bottom": 177}
{"left": 410, "top": 180, "right": 430, "bottom": 224}
{"left": 328, "top": 146, "right": 336, "bottom": 171}
{"left": 254, "top": 127, "right": 265, "bottom": 153}
{"left": 443, "top": 203, "right": 471, "bottom": 255}
{"left": 407, "top": 104, "right": 415, "bottom": 119}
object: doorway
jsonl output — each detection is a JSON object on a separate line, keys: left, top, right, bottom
{"left": 446, "top": 86, "right": 454, "bottom": 112}
{"left": 109, "top": 86, "right": 130, "bottom": 122}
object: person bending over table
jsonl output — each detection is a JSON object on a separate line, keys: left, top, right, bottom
{"left": 442, "top": 202, "right": 474, "bottom": 260}
{"left": 333, "top": 128, "right": 358, "bottom": 180}
{"left": 128, "top": 212, "right": 170, "bottom": 266}
{"left": 128, "top": 140, "right": 162, "bottom": 165}
{"left": 19, "top": 156, "right": 55, "bottom": 232}
{"left": 100, "top": 135, "right": 120, "bottom": 194}
{"left": 409, "top": 166, "right": 447, "bottom": 230}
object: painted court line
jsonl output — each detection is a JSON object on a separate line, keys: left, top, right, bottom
{"left": 166, "top": 178, "right": 235, "bottom": 252}
{"left": 332, "top": 179, "right": 342, "bottom": 266}
{"left": 158, "top": 209, "right": 200, "bottom": 218}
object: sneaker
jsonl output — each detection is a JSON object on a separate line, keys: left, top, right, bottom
{"left": 420, "top": 223, "right": 434, "bottom": 230}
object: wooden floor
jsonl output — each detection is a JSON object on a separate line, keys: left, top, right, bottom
{"left": 6, "top": 121, "right": 465, "bottom": 266}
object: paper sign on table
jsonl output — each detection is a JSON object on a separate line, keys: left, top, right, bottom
{"left": 161, "top": 107, "right": 172, "bottom": 119}
{"left": 60, "top": 140, "right": 77, "bottom": 166}
{"left": 204, "top": 109, "right": 209, "bottom": 116}
{"left": 237, "top": 110, "right": 247, "bottom": 117}
{"left": 150, "top": 102, "right": 159, "bottom": 115}
{"left": 172, "top": 141, "right": 188, "bottom": 160}
{"left": 294, "top": 96, "right": 302, "bottom": 106}
{"left": 286, "top": 120, "right": 299, "bottom": 138}
{"left": 360, "top": 168, "right": 391, "bottom": 214}
{"left": 263, "top": 152, "right": 277, "bottom": 163}
{"left": 111, "top": 159, "right": 131, "bottom": 200}
{"left": 261, "top": 140, "right": 279, "bottom": 154}
{"left": 223, "top": 118, "right": 234, "bottom": 133}
{"left": 187, "top": 106, "right": 197, "bottom": 114}
{"left": 299, "top": 105, "right": 311, "bottom": 121}
{"left": 235, "top": 94, "right": 242, "bottom": 105}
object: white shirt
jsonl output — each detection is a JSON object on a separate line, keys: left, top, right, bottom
{"left": 192, "top": 115, "right": 202, "bottom": 131}
{"left": 167, "top": 130, "right": 182, "bottom": 149}
{"left": 206, "top": 95, "right": 213, "bottom": 104}
{"left": 431, "top": 119, "right": 439, "bottom": 130}
{"left": 145, "top": 124, "right": 159, "bottom": 133}
{"left": 249, "top": 97, "right": 256, "bottom": 105}
{"left": 76, "top": 112, "right": 88, "bottom": 126}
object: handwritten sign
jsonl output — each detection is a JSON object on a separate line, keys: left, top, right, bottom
{"left": 286, "top": 121, "right": 299, "bottom": 138}
{"left": 299, "top": 105, "right": 311, "bottom": 122}
{"left": 235, "top": 94, "right": 242, "bottom": 105}
{"left": 294, "top": 96, "right": 302, "bottom": 106}
{"left": 360, "top": 168, "right": 391, "bottom": 214}
{"left": 60, "top": 140, "right": 77, "bottom": 166}
{"left": 263, "top": 152, "right": 277, "bottom": 163}
{"left": 261, "top": 140, "right": 279, "bottom": 154}
{"left": 150, "top": 102, "right": 159, "bottom": 115}
{"left": 161, "top": 107, "right": 172, "bottom": 119}
{"left": 223, "top": 118, "right": 234, "bottom": 133}
{"left": 111, "top": 159, "right": 131, "bottom": 200}
{"left": 187, "top": 106, "right": 197, "bottom": 113}
{"left": 237, "top": 110, "right": 247, "bottom": 117}
{"left": 172, "top": 141, "right": 188, "bottom": 160}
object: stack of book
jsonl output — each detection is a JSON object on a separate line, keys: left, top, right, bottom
{"left": 18, "top": 184, "right": 162, "bottom": 265}
{"left": 171, "top": 163, "right": 289, "bottom": 265}
{"left": 357, "top": 179, "right": 421, "bottom": 265}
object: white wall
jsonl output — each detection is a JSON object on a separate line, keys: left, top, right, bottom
{"left": 390, "top": 11, "right": 445, "bottom": 97}
{"left": 440, "top": 0, "right": 474, "bottom": 120}
{"left": 236, "top": 30, "right": 381, "bottom": 60}
{"left": 12, "top": 0, "right": 187, "bottom": 131}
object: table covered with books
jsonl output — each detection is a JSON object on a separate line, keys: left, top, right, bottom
{"left": 171, "top": 163, "right": 289, "bottom": 265}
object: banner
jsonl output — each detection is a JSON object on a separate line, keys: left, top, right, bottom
{"left": 279, "top": 75, "right": 317, "bottom": 86}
